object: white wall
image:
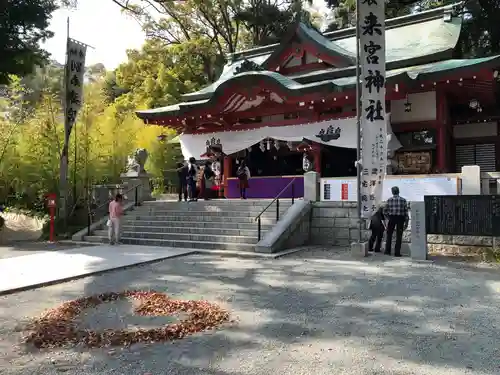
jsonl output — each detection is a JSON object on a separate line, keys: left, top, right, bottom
{"left": 391, "top": 91, "right": 436, "bottom": 123}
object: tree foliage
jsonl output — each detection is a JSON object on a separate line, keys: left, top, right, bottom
{"left": 0, "top": 0, "right": 58, "bottom": 85}
{"left": 235, "top": 0, "right": 316, "bottom": 46}
{"left": 107, "top": 0, "right": 316, "bottom": 81}
{"left": 115, "top": 39, "right": 211, "bottom": 108}
{"left": 0, "top": 63, "right": 180, "bottom": 213}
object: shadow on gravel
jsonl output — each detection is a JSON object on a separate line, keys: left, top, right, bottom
{"left": 78, "top": 248, "right": 500, "bottom": 373}
{"left": 4, "top": 247, "right": 500, "bottom": 374}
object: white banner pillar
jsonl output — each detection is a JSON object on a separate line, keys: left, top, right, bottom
{"left": 359, "top": 0, "right": 387, "bottom": 218}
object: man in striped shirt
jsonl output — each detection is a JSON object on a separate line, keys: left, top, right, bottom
{"left": 383, "top": 186, "right": 409, "bottom": 257}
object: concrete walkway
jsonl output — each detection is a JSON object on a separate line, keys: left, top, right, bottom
{"left": 0, "top": 245, "right": 195, "bottom": 295}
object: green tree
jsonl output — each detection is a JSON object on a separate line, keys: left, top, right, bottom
{"left": 0, "top": 67, "right": 181, "bottom": 213}
{"left": 235, "top": 0, "right": 317, "bottom": 46}
{"left": 109, "top": 0, "right": 317, "bottom": 80}
{"left": 86, "top": 63, "right": 107, "bottom": 83}
{"left": 0, "top": 0, "right": 58, "bottom": 85}
{"left": 20, "top": 62, "right": 65, "bottom": 107}
{"left": 114, "top": 39, "right": 210, "bottom": 108}
{"left": 324, "top": 0, "right": 415, "bottom": 31}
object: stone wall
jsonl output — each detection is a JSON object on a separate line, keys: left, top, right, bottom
{"left": 310, "top": 201, "right": 500, "bottom": 258}
{"left": 283, "top": 209, "right": 311, "bottom": 249}
{"left": 310, "top": 202, "right": 369, "bottom": 247}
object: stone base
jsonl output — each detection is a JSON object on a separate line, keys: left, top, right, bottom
{"left": 92, "top": 184, "right": 124, "bottom": 207}
{"left": 121, "top": 173, "right": 154, "bottom": 203}
{"left": 351, "top": 241, "right": 369, "bottom": 258}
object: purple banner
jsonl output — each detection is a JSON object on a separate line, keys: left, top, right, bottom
{"left": 226, "top": 176, "right": 304, "bottom": 199}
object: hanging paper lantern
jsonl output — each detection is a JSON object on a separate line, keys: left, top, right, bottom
{"left": 266, "top": 139, "right": 271, "bottom": 151}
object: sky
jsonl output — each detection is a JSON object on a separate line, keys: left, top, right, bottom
{"left": 42, "top": 0, "right": 146, "bottom": 70}
{"left": 42, "top": 0, "right": 330, "bottom": 70}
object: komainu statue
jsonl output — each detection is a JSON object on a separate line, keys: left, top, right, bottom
{"left": 125, "top": 148, "right": 148, "bottom": 174}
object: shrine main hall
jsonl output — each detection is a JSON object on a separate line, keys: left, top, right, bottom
{"left": 137, "top": 4, "right": 500, "bottom": 199}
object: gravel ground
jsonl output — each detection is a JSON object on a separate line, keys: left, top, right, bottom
{"left": 0, "top": 247, "right": 500, "bottom": 375}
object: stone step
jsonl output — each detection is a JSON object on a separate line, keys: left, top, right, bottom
{"left": 142, "top": 199, "right": 297, "bottom": 207}
{"left": 129, "top": 210, "right": 289, "bottom": 218}
{"left": 115, "top": 220, "right": 272, "bottom": 230}
{"left": 118, "top": 225, "right": 262, "bottom": 236}
{"left": 123, "top": 215, "right": 276, "bottom": 224}
{"left": 83, "top": 236, "right": 256, "bottom": 252}
{"left": 93, "top": 230, "right": 259, "bottom": 244}
{"left": 134, "top": 205, "right": 293, "bottom": 214}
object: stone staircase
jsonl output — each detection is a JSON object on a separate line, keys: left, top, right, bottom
{"left": 84, "top": 199, "right": 294, "bottom": 252}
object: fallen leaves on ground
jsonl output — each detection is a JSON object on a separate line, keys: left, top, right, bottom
{"left": 22, "top": 290, "right": 230, "bottom": 348}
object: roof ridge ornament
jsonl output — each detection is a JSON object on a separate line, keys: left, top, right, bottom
{"left": 234, "top": 59, "right": 265, "bottom": 75}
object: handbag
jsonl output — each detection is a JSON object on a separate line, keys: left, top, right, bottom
{"left": 106, "top": 219, "right": 112, "bottom": 227}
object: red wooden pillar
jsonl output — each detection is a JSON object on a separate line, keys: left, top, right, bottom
{"left": 223, "top": 155, "right": 232, "bottom": 198}
{"left": 436, "top": 89, "right": 449, "bottom": 172}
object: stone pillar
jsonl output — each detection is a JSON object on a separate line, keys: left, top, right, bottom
{"left": 410, "top": 201, "right": 428, "bottom": 260}
{"left": 303, "top": 171, "right": 319, "bottom": 202}
{"left": 461, "top": 165, "right": 481, "bottom": 195}
{"left": 121, "top": 172, "right": 155, "bottom": 203}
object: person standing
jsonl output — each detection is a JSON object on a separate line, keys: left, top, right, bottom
{"left": 212, "top": 157, "right": 222, "bottom": 195}
{"left": 368, "top": 205, "right": 385, "bottom": 253}
{"left": 108, "top": 193, "right": 123, "bottom": 245}
{"left": 383, "top": 186, "right": 409, "bottom": 257}
{"left": 187, "top": 157, "right": 198, "bottom": 202}
{"left": 236, "top": 160, "right": 250, "bottom": 199}
{"left": 176, "top": 162, "right": 188, "bottom": 202}
{"left": 203, "top": 161, "right": 215, "bottom": 200}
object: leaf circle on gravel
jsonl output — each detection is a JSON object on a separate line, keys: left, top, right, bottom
{"left": 22, "top": 290, "right": 230, "bottom": 348}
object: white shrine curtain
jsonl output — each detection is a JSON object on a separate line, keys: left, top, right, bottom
{"left": 179, "top": 116, "right": 402, "bottom": 159}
